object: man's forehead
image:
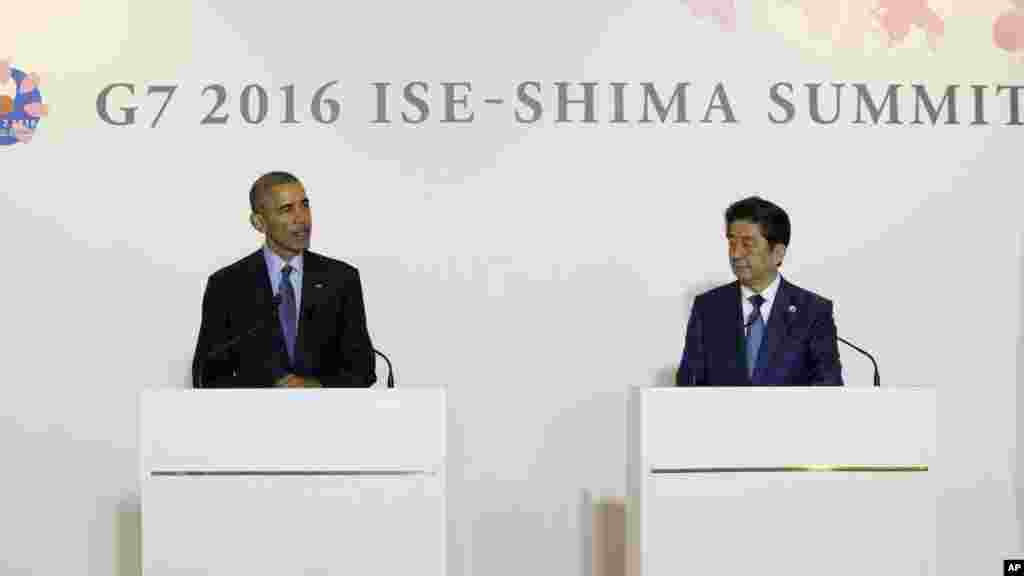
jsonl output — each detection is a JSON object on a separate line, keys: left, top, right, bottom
{"left": 727, "top": 220, "right": 763, "bottom": 237}
{"left": 267, "top": 182, "right": 306, "bottom": 204}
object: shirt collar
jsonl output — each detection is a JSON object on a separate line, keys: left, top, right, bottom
{"left": 262, "top": 245, "right": 304, "bottom": 276}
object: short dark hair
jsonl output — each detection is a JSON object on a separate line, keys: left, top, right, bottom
{"left": 249, "top": 171, "right": 302, "bottom": 212}
{"left": 725, "top": 196, "right": 791, "bottom": 247}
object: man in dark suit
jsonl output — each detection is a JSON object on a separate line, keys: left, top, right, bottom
{"left": 192, "top": 171, "right": 376, "bottom": 388}
{"left": 677, "top": 197, "right": 842, "bottom": 386}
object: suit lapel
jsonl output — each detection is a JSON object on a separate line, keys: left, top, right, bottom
{"left": 752, "top": 277, "right": 791, "bottom": 384}
{"left": 295, "top": 251, "right": 324, "bottom": 372}
{"left": 242, "top": 249, "right": 288, "bottom": 381}
{"left": 727, "top": 282, "right": 750, "bottom": 384}
{"left": 248, "top": 249, "right": 286, "bottom": 369}
{"left": 245, "top": 249, "right": 275, "bottom": 310}
{"left": 715, "top": 282, "right": 751, "bottom": 385}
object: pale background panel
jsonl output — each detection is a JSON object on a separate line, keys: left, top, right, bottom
{"left": 0, "top": 1, "right": 1021, "bottom": 575}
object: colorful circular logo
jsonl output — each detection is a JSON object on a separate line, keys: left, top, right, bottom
{"left": 994, "top": 4, "right": 1024, "bottom": 53}
{"left": 683, "top": 0, "right": 1024, "bottom": 56}
{"left": 0, "top": 60, "right": 48, "bottom": 146}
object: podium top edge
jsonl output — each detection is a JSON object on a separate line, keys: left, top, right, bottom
{"left": 141, "top": 387, "right": 448, "bottom": 394}
{"left": 632, "top": 386, "right": 936, "bottom": 392}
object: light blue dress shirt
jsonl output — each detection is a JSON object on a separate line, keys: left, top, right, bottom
{"left": 262, "top": 246, "right": 303, "bottom": 318}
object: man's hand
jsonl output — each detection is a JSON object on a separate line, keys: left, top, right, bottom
{"left": 275, "top": 374, "right": 322, "bottom": 388}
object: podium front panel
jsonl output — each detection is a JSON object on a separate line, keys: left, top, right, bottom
{"left": 629, "top": 387, "right": 935, "bottom": 576}
{"left": 140, "top": 388, "right": 446, "bottom": 576}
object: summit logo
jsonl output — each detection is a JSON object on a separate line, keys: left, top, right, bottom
{"left": 0, "top": 59, "right": 48, "bottom": 146}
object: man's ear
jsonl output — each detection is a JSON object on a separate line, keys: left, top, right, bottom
{"left": 773, "top": 243, "right": 787, "bottom": 267}
{"left": 250, "top": 212, "right": 266, "bottom": 234}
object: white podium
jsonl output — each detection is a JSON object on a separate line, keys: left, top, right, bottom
{"left": 140, "top": 388, "right": 446, "bottom": 576}
{"left": 627, "top": 388, "right": 935, "bottom": 576}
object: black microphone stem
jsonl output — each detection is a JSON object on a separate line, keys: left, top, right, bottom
{"left": 837, "top": 336, "right": 880, "bottom": 388}
{"left": 373, "top": 348, "right": 395, "bottom": 389}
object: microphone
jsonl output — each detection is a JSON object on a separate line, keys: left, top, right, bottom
{"left": 837, "top": 336, "right": 880, "bottom": 387}
{"left": 373, "top": 347, "right": 395, "bottom": 389}
{"left": 196, "top": 295, "right": 282, "bottom": 388}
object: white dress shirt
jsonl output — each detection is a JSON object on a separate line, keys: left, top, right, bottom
{"left": 740, "top": 273, "right": 781, "bottom": 331}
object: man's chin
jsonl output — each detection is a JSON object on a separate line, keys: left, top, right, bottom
{"left": 277, "top": 243, "right": 308, "bottom": 255}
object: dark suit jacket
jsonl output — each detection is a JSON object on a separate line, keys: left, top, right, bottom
{"left": 192, "top": 249, "right": 376, "bottom": 388}
{"left": 676, "top": 277, "right": 842, "bottom": 386}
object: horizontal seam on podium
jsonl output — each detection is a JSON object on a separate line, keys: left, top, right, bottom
{"left": 650, "top": 465, "right": 929, "bottom": 474}
{"left": 149, "top": 470, "right": 434, "bottom": 477}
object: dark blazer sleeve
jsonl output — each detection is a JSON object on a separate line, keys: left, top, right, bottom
{"left": 319, "top": 268, "right": 376, "bottom": 388}
{"left": 676, "top": 297, "right": 706, "bottom": 386}
{"left": 191, "top": 274, "right": 241, "bottom": 388}
{"left": 806, "top": 299, "right": 843, "bottom": 386}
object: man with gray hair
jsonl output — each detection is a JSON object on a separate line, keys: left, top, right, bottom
{"left": 193, "top": 171, "right": 376, "bottom": 388}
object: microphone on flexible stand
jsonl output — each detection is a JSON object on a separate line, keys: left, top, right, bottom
{"left": 738, "top": 304, "right": 878, "bottom": 387}
{"left": 373, "top": 348, "right": 395, "bottom": 389}
{"left": 837, "top": 336, "right": 880, "bottom": 387}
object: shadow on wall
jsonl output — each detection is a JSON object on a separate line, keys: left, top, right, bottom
{"left": 581, "top": 490, "right": 626, "bottom": 576}
{"left": 653, "top": 279, "right": 723, "bottom": 387}
{"left": 117, "top": 496, "right": 141, "bottom": 576}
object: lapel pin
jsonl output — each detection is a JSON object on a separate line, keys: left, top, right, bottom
{"left": 314, "top": 283, "right": 325, "bottom": 289}
{"left": 788, "top": 305, "right": 797, "bottom": 313}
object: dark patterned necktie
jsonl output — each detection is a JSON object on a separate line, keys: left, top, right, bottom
{"left": 278, "top": 265, "right": 297, "bottom": 364}
{"left": 746, "top": 294, "right": 766, "bottom": 379}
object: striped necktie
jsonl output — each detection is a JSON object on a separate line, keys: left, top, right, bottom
{"left": 746, "top": 294, "right": 766, "bottom": 380}
{"left": 278, "top": 265, "right": 297, "bottom": 364}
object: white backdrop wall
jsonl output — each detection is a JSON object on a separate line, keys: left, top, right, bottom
{"left": 1, "top": 1, "right": 1021, "bottom": 575}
